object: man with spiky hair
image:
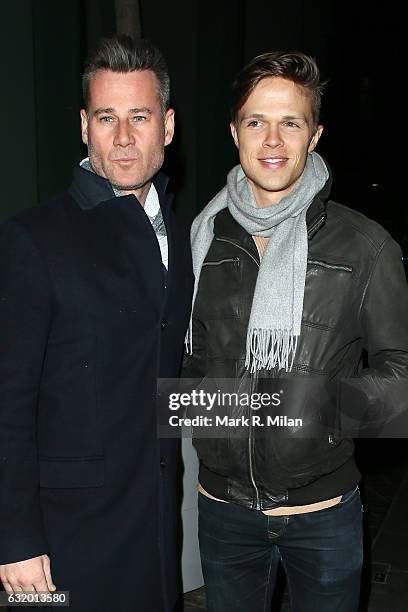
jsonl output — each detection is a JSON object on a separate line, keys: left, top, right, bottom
{"left": 184, "top": 51, "right": 408, "bottom": 611}
{"left": 0, "top": 36, "right": 193, "bottom": 611}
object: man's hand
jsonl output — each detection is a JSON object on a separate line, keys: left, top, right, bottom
{"left": 0, "top": 554, "right": 56, "bottom": 593}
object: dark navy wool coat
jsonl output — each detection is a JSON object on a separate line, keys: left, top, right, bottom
{"left": 0, "top": 166, "right": 193, "bottom": 611}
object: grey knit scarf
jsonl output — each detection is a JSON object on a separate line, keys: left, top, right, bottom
{"left": 188, "top": 152, "right": 329, "bottom": 372}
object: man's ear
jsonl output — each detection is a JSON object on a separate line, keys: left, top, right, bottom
{"left": 164, "top": 109, "right": 175, "bottom": 146}
{"left": 230, "top": 122, "right": 239, "bottom": 149}
{"left": 308, "top": 124, "right": 324, "bottom": 152}
{"left": 80, "top": 109, "right": 89, "bottom": 145}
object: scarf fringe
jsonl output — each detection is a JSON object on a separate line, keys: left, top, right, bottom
{"left": 245, "top": 328, "right": 298, "bottom": 373}
{"left": 185, "top": 319, "right": 193, "bottom": 355}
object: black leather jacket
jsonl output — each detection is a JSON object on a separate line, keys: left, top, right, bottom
{"left": 184, "top": 178, "right": 408, "bottom": 510}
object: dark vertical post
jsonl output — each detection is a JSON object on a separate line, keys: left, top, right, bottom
{"left": 115, "top": 0, "right": 142, "bottom": 38}
{"left": 32, "top": 0, "right": 83, "bottom": 203}
{"left": 1, "top": 2, "right": 38, "bottom": 220}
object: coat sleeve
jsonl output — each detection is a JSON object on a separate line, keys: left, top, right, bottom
{"left": 339, "top": 236, "right": 408, "bottom": 435}
{"left": 0, "top": 220, "right": 51, "bottom": 563}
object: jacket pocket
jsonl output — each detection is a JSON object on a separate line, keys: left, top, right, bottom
{"left": 196, "top": 257, "right": 242, "bottom": 321}
{"left": 303, "top": 258, "right": 355, "bottom": 332}
{"left": 38, "top": 334, "right": 101, "bottom": 458}
{"left": 39, "top": 456, "right": 104, "bottom": 488}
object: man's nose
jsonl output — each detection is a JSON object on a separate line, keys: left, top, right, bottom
{"left": 263, "top": 125, "right": 283, "bottom": 148}
{"left": 113, "top": 120, "right": 135, "bottom": 146}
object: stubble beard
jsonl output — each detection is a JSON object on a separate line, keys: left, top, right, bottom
{"left": 88, "top": 143, "right": 164, "bottom": 193}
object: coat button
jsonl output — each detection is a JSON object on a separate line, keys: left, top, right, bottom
{"left": 161, "top": 319, "right": 168, "bottom": 329}
{"left": 160, "top": 457, "right": 167, "bottom": 468}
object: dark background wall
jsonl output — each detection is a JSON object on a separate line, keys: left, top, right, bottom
{"left": 2, "top": 0, "right": 405, "bottom": 254}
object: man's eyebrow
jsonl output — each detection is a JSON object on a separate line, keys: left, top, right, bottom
{"left": 281, "top": 114, "right": 309, "bottom": 124}
{"left": 94, "top": 108, "right": 115, "bottom": 116}
{"left": 128, "top": 107, "right": 152, "bottom": 115}
{"left": 239, "top": 112, "right": 309, "bottom": 124}
{"left": 239, "top": 113, "right": 266, "bottom": 124}
{"left": 93, "top": 107, "right": 153, "bottom": 116}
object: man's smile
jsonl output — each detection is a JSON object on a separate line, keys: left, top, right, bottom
{"left": 258, "top": 156, "right": 288, "bottom": 169}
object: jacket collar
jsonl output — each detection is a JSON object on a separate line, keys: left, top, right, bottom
{"left": 68, "top": 164, "right": 170, "bottom": 210}
{"left": 306, "top": 161, "right": 331, "bottom": 239}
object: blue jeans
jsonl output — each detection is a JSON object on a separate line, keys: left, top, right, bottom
{"left": 198, "top": 487, "right": 363, "bottom": 612}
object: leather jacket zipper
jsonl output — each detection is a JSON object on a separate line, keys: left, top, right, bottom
{"left": 248, "top": 429, "right": 261, "bottom": 509}
{"left": 202, "top": 257, "right": 240, "bottom": 266}
{"left": 215, "top": 238, "right": 260, "bottom": 268}
{"left": 307, "top": 259, "right": 353, "bottom": 273}
{"left": 307, "top": 213, "right": 326, "bottom": 238}
{"left": 215, "top": 236, "right": 261, "bottom": 507}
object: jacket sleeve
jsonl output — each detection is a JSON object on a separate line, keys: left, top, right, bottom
{"left": 339, "top": 236, "right": 408, "bottom": 435}
{"left": 0, "top": 220, "right": 51, "bottom": 563}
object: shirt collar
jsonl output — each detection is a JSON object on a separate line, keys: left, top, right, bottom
{"left": 144, "top": 183, "right": 160, "bottom": 218}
